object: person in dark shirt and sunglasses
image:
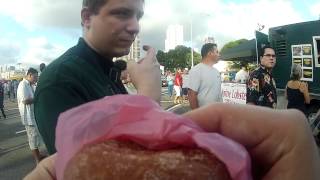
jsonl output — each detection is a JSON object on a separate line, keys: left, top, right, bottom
{"left": 247, "top": 46, "right": 277, "bottom": 108}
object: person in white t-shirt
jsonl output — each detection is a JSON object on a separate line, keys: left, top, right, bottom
{"left": 235, "top": 65, "right": 249, "bottom": 83}
{"left": 17, "top": 68, "right": 46, "bottom": 163}
{"left": 188, "top": 43, "right": 222, "bottom": 109}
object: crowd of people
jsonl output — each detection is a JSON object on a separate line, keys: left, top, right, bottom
{"left": 0, "top": 64, "right": 48, "bottom": 163}
{"left": 0, "top": 81, "right": 7, "bottom": 119}
{"left": 0, "top": 79, "right": 21, "bottom": 119}
{"left": 161, "top": 45, "right": 311, "bottom": 117}
{"left": 0, "top": 0, "right": 318, "bottom": 179}
{"left": 163, "top": 68, "right": 190, "bottom": 104}
{"left": 0, "top": 79, "right": 19, "bottom": 101}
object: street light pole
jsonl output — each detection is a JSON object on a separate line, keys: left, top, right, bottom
{"left": 189, "top": 13, "right": 210, "bottom": 68}
{"left": 190, "top": 19, "right": 194, "bottom": 67}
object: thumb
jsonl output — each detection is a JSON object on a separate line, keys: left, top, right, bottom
{"left": 142, "top": 45, "right": 156, "bottom": 62}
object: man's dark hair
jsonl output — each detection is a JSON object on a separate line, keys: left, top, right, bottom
{"left": 40, "top": 63, "right": 46, "bottom": 72}
{"left": 114, "top": 60, "right": 127, "bottom": 71}
{"left": 82, "top": 0, "right": 144, "bottom": 15}
{"left": 260, "top": 45, "right": 275, "bottom": 57}
{"left": 82, "top": 0, "right": 108, "bottom": 15}
{"left": 27, "top": 68, "right": 38, "bottom": 75}
{"left": 201, "top": 43, "right": 217, "bottom": 58}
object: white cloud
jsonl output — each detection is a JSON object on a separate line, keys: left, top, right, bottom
{"left": 0, "top": 36, "right": 66, "bottom": 67}
{"left": 140, "top": 0, "right": 304, "bottom": 51}
{"left": 0, "top": 0, "right": 311, "bottom": 66}
{"left": 0, "top": 0, "right": 81, "bottom": 29}
{"left": 207, "top": 0, "right": 303, "bottom": 41}
{"left": 0, "top": 0, "right": 306, "bottom": 47}
{"left": 22, "top": 37, "right": 66, "bottom": 66}
{"left": 27, "top": 37, "right": 49, "bottom": 48}
{"left": 0, "top": 39, "right": 21, "bottom": 65}
{"left": 310, "top": 2, "right": 320, "bottom": 17}
{"left": 142, "top": 0, "right": 174, "bottom": 31}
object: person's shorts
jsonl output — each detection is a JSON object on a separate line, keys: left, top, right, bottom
{"left": 25, "top": 125, "right": 41, "bottom": 150}
{"left": 174, "top": 85, "right": 181, "bottom": 96}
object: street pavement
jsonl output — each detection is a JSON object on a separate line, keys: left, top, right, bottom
{"left": 0, "top": 88, "right": 287, "bottom": 180}
{"left": 0, "top": 98, "right": 36, "bottom": 180}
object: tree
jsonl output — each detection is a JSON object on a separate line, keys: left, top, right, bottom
{"left": 156, "top": 50, "right": 167, "bottom": 66}
{"left": 193, "top": 52, "right": 202, "bottom": 66}
{"left": 220, "top": 39, "right": 249, "bottom": 54}
{"left": 156, "top": 45, "right": 201, "bottom": 71}
{"left": 229, "top": 61, "right": 243, "bottom": 70}
{"left": 168, "top": 45, "right": 190, "bottom": 68}
{"left": 220, "top": 39, "right": 255, "bottom": 72}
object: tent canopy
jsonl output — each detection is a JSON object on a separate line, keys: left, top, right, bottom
{"left": 220, "top": 39, "right": 257, "bottom": 62}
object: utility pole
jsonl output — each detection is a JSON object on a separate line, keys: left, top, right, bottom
{"left": 190, "top": 19, "right": 194, "bottom": 67}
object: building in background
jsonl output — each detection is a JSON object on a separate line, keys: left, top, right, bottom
{"left": 9, "top": 66, "right": 15, "bottom": 71}
{"left": 115, "top": 35, "right": 141, "bottom": 62}
{"left": 204, "top": 36, "right": 215, "bottom": 44}
{"left": 0, "top": 64, "right": 28, "bottom": 80}
{"left": 165, "top": 24, "right": 184, "bottom": 52}
{"left": 1, "top": 68, "right": 25, "bottom": 80}
{"left": 128, "top": 35, "right": 141, "bottom": 61}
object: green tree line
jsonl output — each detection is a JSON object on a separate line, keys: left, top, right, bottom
{"left": 156, "top": 39, "right": 255, "bottom": 72}
{"left": 156, "top": 45, "right": 201, "bottom": 71}
{"left": 220, "top": 39, "right": 249, "bottom": 54}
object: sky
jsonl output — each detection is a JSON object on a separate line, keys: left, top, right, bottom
{"left": 0, "top": 0, "right": 319, "bottom": 68}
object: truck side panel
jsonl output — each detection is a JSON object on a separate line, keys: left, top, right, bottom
{"left": 269, "top": 20, "right": 320, "bottom": 95}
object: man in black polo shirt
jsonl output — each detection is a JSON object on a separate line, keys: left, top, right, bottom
{"left": 34, "top": 0, "right": 161, "bottom": 154}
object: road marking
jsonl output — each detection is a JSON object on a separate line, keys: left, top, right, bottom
{"left": 166, "top": 104, "right": 181, "bottom": 111}
{"left": 0, "top": 142, "right": 29, "bottom": 155}
{"left": 6, "top": 108, "right": 19, "bottom": 111}
{"left": 2, "top": 115, "right": 21, "bottom": 120}
{"left": 16, "top": 129, "right": 26, "bottom": 134}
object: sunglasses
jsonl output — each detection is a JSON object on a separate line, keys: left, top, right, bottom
{"left": 263, "top": 54, "right": 276, "bottom": 58}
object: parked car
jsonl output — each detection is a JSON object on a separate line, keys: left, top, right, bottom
{"left": 161, "top": 75, "right": 168, "bottom": 87}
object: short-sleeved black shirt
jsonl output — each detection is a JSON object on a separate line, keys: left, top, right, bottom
{"left": 34, "top": 38, "right": 127, "bottom": 154}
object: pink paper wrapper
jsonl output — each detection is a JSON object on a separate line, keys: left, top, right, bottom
{"left": 55, "top": 95, "right": 252, "bottom": 180}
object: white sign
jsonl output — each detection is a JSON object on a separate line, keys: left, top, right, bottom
{"left": 160, "top": 65, "right": 165, "bottom": 75}
{"left": 221, "top": 83, "right": 246, "bottom": 104}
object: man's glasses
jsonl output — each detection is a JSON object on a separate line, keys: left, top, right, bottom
{"left": 263, "top": 54, "right": 276, "bottom": 58}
